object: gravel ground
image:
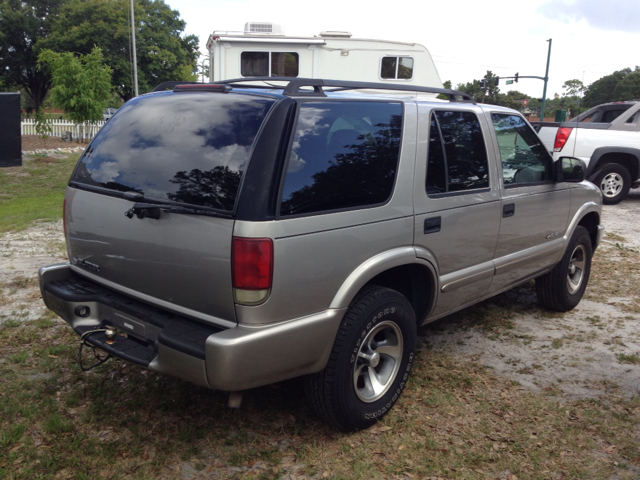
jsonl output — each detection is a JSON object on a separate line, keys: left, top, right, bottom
{"left": 1, "top": 188, "right": 639, "bottom": 402}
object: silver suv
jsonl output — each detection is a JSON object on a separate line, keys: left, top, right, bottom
{"left": 39, "top": 78, "right": 604, "bottom": 430}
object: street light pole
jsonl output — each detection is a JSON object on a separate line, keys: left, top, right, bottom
{"left": 130, "top": 0, "right": 138, "bottom": 97}
{"left": 540, "top": 38, "right": 552, "bottom": 121}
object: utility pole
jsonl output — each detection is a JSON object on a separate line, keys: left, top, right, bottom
{"left": 540, "top": 39, "right": 552, "bottom": 121}
{"left": 130, "top": 0, "right": 138, "bottom": 97}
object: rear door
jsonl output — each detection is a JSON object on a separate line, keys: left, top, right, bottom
{"left": 414, "top": 106, "right": 501, "bottom": 317}
{"left": 487, "top": 112, "right": 570, "bottom": 294}
{"left": 65, "top": 90, "right": 276, "bottom": 325}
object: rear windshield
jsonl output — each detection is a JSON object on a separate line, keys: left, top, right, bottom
{"left": 70, "top": 92, "right": 275, "bottom": 211}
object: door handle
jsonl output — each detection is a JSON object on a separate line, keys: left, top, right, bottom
{"left": 503, "top": 203, "right": 515, "bottom": 218}
{"left": 424, "top": 216, "right": 441, "bottom": 234}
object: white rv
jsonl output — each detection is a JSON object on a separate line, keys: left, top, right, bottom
{"left": 205, "top": 22, "right": 443, "bottom": 88}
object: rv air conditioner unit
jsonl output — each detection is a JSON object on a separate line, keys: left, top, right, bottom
{"left": 244, "top": 22, "right": 285, "bottom": 35}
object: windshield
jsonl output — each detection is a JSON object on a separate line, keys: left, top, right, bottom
{"left": 70, "top": 91, "right": 275, "bottom": 212}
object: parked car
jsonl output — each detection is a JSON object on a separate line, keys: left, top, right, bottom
{"left": 39, "top": 78, "right": 603, "bottom": 430}
{"left": 102, "top": 107, "right": 118, "bottom": 121}
{"left": 532, "top": 101, "right": 640, "bottom": 204}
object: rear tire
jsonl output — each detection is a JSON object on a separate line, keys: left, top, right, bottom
{"left": 304, "top": 286, "right": 416, "bottom": 431}
{"left": 592, "top": 163, "right": 631, "bottom": 205}
{"left": 536, "top": 226, "right": 592, "bottom": 312}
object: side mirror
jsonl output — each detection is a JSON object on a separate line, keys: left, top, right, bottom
{"left": 555, "top": 156, "right": 586, "bottom": 183}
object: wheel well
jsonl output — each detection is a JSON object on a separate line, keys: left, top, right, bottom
{"left": 595, "top": 153, "right": 639, "bottom": 181}
{"left": 365, "top": 264, "right": 433, "bottom": 325}
{"left": 577, "top": 212, "right": 601, "bottom": 250}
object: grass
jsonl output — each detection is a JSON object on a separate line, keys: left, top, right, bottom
{"left": 0, "top": 153, "right": 78, "bottom": 233}
{"left": 1, "top": 319, "right": 640, "bottom": 479}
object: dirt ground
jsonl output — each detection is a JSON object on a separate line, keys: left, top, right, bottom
{"left": 1, "top": 187, "right": 639, "bottom": 404}
{"left": 20, "top": 135, "right": 86, "bottom": 152}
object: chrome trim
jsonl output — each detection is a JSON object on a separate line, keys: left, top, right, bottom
{"left": 440, "top": 266, "right": 494, "bottom": 293}
{"left": 494, "top": 241, "right": 563, "bottom": 275}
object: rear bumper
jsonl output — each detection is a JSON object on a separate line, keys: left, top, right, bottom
{"left": 39, "top": 263, "right": 345, "bottom": 391}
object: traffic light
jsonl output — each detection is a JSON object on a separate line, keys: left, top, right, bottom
{"left": 495, "top": 77, "right": 500, "bottom": 86}
{"left": 515, "top": 72, "right": 519, "bottom": 83}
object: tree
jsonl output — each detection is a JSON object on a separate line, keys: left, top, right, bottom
{"left": 34, "top": 107, "right": 52, "bottom": 148}
{"left": 38, "top": 47, "right": 112, "bottom": 141}
{"left": 0, "top": 0, "right": 64, "bottom": 111}
{"left": 613, "top": 68, "right": 640, "bottom": 102}
{"left": 456, "top": 71, "right": 501, "bottom": 104}
{"left": 583, "top": 67, "right": 638, "bottom": 107}
{"left": 562, "top": 79, "right": 586, "bottom": 97}
{"left": 43, "top": 0, "right": 198, "bottom": 101}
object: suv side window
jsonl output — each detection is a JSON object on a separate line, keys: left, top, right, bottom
{"left": 426, "top": 111, "right": 489, "bottom": 195}
{"left": 491, "top": 114, "right": 552, "bottom": 185}
{"left": 280, "top": 101, "right": 403, "bottom": 216}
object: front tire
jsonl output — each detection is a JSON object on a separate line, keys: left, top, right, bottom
{"left": 592, "top": 163, "right": 631, "bottom": 205}
{"left": 305, "top": 286, "right": 416, "bottom": 431}
{"left": 536, "top": 226, "right": 592, "bottom": 312}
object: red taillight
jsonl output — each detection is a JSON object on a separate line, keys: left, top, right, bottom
{"left": 232, "top": 237, "right": 273, "bottom": 290}
{"left": 62, "top": 199, "right": 67, "bottom": 238}
{"left": 553, "top": 127, "right": 572, "bottom": 152}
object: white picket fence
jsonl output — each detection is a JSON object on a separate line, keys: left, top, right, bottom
{"left": 21, "top": 118, "right": 108, "bottom": 139}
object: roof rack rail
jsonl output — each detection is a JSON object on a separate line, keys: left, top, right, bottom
{"left": 216, "top": 77, "right": 476, "bottom": 103}
{"left": 152, "top": 78, "right": 475, "bottom": 103}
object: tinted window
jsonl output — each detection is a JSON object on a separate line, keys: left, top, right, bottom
{"left": 241, "top": 52, "right": 299, "bottom": 77}
{"left": 380, "top": 56, "right": 414, "bottom": 80}
{"left": 241, "top": 52, "right": 269, "bottom": 76}
{"left": 271, "top": 52, "right": 299, "bottom": 76}
{"left": 491, "top": 113, "right": 552, "bottom": 185}
{"left": 71, "top": 92, "right": 275, "bottom": 211}
{"left": 280, "top": 101, "right": 403, "bottom": 216}
{"left": 426, "top": 111, "right": 489, "bottom": 194}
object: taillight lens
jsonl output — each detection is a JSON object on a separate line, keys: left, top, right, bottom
{"left": 232, "top": 238, "right": 273, "bottom": 305}
{"left": 553, "top": 127, "right": 572, "bottom": 152}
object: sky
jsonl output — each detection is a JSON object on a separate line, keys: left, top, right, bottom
{"left": 163, "top": 0, "right": 640, "bottom": 99}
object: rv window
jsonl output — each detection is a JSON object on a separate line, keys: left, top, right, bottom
{"left": 241, "top": 52, "right": 299, "bottom": 77}
{"left": 380, "top": 56, "right": 414, "bottom": 80}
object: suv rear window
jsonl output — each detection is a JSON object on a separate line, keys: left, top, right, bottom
{"left": 70, "top": 92, "right": 275, "bottom": 211}
{"left": 280, "top": 101, "right": 403, "bottom": 216}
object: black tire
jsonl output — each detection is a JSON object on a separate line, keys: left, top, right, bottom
{"left": 591, "top": 163, "right": 631, "bottom": 205}
{"left": 536, "top": 226, "right": 592, "bottom": 312}
{"left": 304, "top": 286, "right": 416, "bottom": 431}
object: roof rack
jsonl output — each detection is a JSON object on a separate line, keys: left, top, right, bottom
{"left": 152, "top": 78, "right": 475, "bottom": 103}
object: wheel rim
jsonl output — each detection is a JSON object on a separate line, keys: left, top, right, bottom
{"left": 600, "top": 172, "right": 623, "bottom": 198}
{"left": 567, "top": 244, "right": 586, "bottom": 295}
{"left": 353, "top": 321, "right": 403, "bottom": 403}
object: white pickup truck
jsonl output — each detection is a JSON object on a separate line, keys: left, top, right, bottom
{"left": 532, "top": 101, "right": 640, "bottom": 204}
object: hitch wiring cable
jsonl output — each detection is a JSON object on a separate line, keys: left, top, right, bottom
{"left": 78, "top": 329, "right": 112, "bottom": 372}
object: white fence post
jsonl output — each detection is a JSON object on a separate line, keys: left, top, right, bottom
{"left": 20, "top": 119, "right": 107, "bottom": 139}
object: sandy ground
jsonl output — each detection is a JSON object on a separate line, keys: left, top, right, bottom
{"left": 1, "top": 188, "right": 639, "bottom": 402}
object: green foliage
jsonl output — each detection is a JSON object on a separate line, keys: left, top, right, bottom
{"left": 38, "top": 47, "right": 112, "bottom": 129}
{"left": 0, "top": 0, "right": 64, "bottom": 110}
{"left": 583, "top": 67, "right": 640, "bottom": 107}
{"left": 34, "top": 107, "right": 53, "bottom": 146}
{"left": 562, "top": 79, "right": 586, "bottom": 97}
{"left": 42, "top": 0, "right": 198, "bottom": 101}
